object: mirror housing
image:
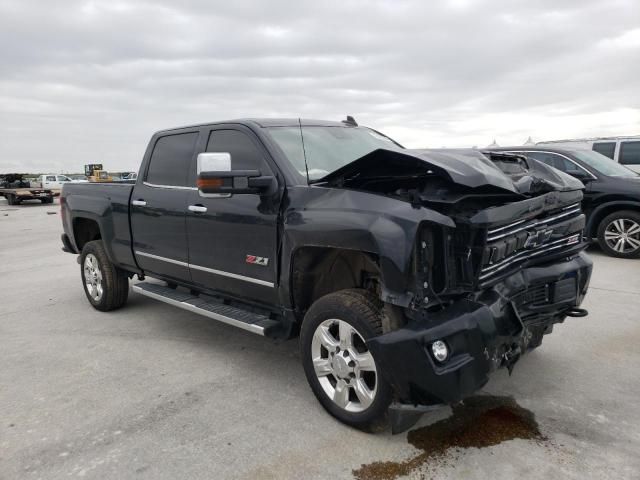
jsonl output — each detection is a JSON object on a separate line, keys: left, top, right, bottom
{"left": 567, "top": 169, "right": 594, "bottom": 183}
{"left": 196, "top": 152, "right": 275, "bottom": 195}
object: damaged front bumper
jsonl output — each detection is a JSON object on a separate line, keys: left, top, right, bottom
{"left": 368, "top": 251, "right": 592, "bottom": 432}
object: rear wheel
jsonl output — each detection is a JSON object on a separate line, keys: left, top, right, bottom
{"left": 80, "top": 240, "right": 129, "bottom": 311}
{"left": 300, "top": 289, "right": 392, "bottom": 431}
{"left": 7, "top": 194, "right": 17, "bottom": 205}
{"left": 597, "top": 210, "right": 640, "bottom": 258}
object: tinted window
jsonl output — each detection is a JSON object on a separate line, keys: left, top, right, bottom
{"left": 146, "top": 132, "right": 198, "bottom": 187}
{"left": 46, "top": 175, "right": 56, "bottom": 181}
{"left": 525, "top": 152, "right": 581, "bottom": 174}
{"left": 206, "top": 129, "right": 266, "bottom": 171}
{"left": 593, "top": 142, "right": 616, "bottom": 159}
{"left": 619, "top": 141, "right": 640, "bottom": 165}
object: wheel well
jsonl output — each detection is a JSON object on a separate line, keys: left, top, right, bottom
{"left": 290, "top": 247, "right": 381, "bottom": 318}
{"left": 73, "top": 218, "right": 101, "bottom": 251}
{"left": 589, "top": 204, "right": 640, "bottom": 238}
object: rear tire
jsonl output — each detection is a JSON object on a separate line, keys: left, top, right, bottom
{"left": 300, "top": 289, "right": 392, "bottom": 432}
{"left": 7, "top": 194, "right": 16, "bottom": 205}
{"left": 80, "top": 240, "right": 129, "bottom": 311}
{"left": 597, "top": 210, "right": 640, "bottom": 258}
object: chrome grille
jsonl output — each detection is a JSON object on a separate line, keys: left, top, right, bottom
{"left": 479, "top": 202, "right": 584, "bottom": 284}
{"left": 486, "top": 203, "right": 581, "bottom": 242}
{"left": 480, "top": 233, "right": 581, "bottom": 281}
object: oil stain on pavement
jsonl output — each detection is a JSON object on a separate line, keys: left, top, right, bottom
{"left": 353, "top": 395, "right": 546, "bottom": 480}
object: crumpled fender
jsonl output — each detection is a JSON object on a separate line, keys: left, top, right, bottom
{"left": 280, "top": 186, "right": 455, "bottom": 307}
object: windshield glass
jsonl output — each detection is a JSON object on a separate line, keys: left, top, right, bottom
{"left": 266, "top": 126, "right": 401, "bottom": 181}
{"left": 572, "top": 150, "right": 638, "bottom": 177}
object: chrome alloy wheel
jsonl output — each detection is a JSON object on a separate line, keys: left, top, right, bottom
{"left": 604, "top": 218, "right": 640, "bottom": 254}
{"left": 83, "top": 253, "right": 104, "bottom": 302}
{"left": 311, "top": 319, "right": 378, "bottom": 413}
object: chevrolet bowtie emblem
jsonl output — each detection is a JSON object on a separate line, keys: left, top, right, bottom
{"left": 524, "top": 228, "right": 553, "bottom": 249}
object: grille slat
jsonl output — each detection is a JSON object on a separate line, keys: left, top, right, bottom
{"left": 487, "top": 203, "right": 581, "bottom": 241}
{"left": 479, "top": 203, "right": 584, "bottom": 284}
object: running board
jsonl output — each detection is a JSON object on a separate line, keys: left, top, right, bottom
{"left": 132, "top": 282, "right": 279, "bottom": 336}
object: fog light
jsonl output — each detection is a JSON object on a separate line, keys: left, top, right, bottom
{"left": 431, "top": 340, "right": 449, "bottom": 362}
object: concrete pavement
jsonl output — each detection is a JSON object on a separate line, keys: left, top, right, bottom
{"left": 1, "top": 199, "right": 639, "bottom": 479}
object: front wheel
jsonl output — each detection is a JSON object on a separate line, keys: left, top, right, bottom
{"left": 80, "top": 240, "right": 129, "bottom": 311}
{"left": 300, "top": 289, "right": 392, "bottom": 431}
{"left": 597, "top": 210, "right": 640, "bottom": 258}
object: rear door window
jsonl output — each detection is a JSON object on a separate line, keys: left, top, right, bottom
{"left": 46, "top": 176, "right": 56, "bottom": 181}
{"left": 592, "top": 142, "right": 616, "bottom": 159}
{"left": 146, "top": 132, "right": 199, "bottom": 187}
{"left": 619, "top": 141, "right": 640, "bottom": 165}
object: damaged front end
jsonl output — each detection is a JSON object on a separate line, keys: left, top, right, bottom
{"left": 317, "top": 148, "right": 593, "bottom": 433}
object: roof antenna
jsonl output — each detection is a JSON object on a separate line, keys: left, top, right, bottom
{"left": 298, "top": 118, "right": 310, "bottom": 184}
{"left": 342, "top": 115, "right": 358, "bottom": 126}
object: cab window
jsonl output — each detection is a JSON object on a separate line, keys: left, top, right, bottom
{"left": 206, "top": 129, "right": 271, "bottom": 173}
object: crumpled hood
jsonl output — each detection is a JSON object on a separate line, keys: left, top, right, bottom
{"left": 316, "top": 147, "right": 584, "bottom": 196}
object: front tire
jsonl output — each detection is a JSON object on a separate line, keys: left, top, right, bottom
{"left": 80, "top": 240, "right": 129, "bottom": 311}
{"left": 300, "top": 289, "right": 392, "bottom": 431}
{"left": 597, "top": 210, "right": 640, "bottom": 258}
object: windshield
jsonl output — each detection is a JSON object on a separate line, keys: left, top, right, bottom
{"left": 266, "top": 126, "right": 401, "bottom": 181}
{"left": 572, "top": 150, "right": 638, "bottom": 177}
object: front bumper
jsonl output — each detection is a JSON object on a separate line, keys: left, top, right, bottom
{"left": 369, "top": 251, "right": 592, "bottom": 409}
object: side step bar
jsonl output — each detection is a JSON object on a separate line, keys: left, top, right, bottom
{"left": 132, "top": 282, "right": 279, "bottom": 336}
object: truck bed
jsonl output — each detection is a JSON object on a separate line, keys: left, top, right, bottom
{"left": 60, "top": 182, "right": 137, "bottom": 271}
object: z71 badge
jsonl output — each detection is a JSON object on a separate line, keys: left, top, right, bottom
{"left": 246, "top": 255, "right": 269, "bottom": 266}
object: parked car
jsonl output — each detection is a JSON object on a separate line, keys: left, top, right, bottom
{"left": 489, "top": 146, "right": 640, "bottom": 258}
{"left": 537, "top": 136, "right": 640, "bottom": 173}
{"left": 36, "top": 174, "right": 86, "bottom": 191}
{"left": 60, "top": 118, "right": 592, "bottom": 432}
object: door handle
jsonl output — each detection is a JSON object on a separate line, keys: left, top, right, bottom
{"left": 132, "top": 199, "right": 147, "bottom": 207}
{"left": 188, "top": 205, "right": 208, "bottom": 213}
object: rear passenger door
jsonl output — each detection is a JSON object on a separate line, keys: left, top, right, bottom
{"left": 185, "top": 126, "right": 282, "bottom": 306}
{"left": 130, "top": 130, "right": 199, "bottom": 283}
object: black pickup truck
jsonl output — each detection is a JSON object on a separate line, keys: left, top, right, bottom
{"left": 61, "top": 118, "right": 592, "bottom": 432}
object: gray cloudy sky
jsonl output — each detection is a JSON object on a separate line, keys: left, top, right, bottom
{"left": 0, "top": 0, "right": 638, "bottom": 173}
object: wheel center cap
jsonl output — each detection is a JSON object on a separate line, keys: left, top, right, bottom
{"left": 332, "top": 355, "right": 350, "bottom": 378}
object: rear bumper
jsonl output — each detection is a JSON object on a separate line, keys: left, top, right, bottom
{"left": 369, "top": 252, "right": 592, "bottom": 408}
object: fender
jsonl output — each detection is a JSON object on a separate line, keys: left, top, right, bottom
{"left": 280, "top": 186, "right": 455, "bottom": 308}
{"left": 65, "top": 190, "right": 139, "bottom": 273}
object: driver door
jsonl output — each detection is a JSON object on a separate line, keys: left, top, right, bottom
{"left": 185, "top": 126, "right": 282, "bottom": 306}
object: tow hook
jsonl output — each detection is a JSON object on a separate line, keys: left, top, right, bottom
{"left": 566, "top": 307, "right": 588, "bottom": 318}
